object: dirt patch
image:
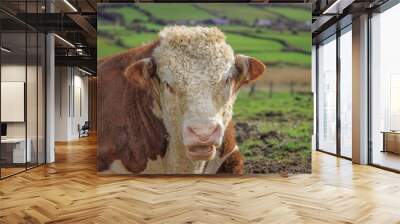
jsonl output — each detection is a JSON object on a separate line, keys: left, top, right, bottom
{"left": 258, "top": 67, "right": 311, "bottom": 86}
{"left": 235, "top": 122, "right": 281, "bottom": 144}
{"left": 245, "top": 158, "right": 311, "bottom": 174}
{"left": 257, "top": 111, "right": 288, "bottom": 122}
{"left": 235, "top": 122, "right": 258, "bottom": 143}
{"left": 235, "top": 121, "right": 311, "bottom": 174}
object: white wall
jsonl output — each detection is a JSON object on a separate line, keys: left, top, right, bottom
{"left": 55, "top": 67, "right": 89, "bottom": 141}
{"left": 1, "top": 82, "right": 25, "bottom": 122}
{"left": 72, "top": 73, "right": 89, "bottom": 138}
{"left": 1, "top": 63, "right": 46, "bottom": 164}
{"left": 1, "top": 65, "right": 26, "bottom": 81}
{"left": 1, "top": 65, "right": 35, "bottom": 138}
{"left": 55, "top": 66, "right": 70, "bottom": 141}
{"left": 1, "top": 65, "right": 26, "bottom": 136}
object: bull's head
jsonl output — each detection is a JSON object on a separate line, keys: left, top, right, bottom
{"left": 124, "top": 26, "right": 265, "bottom": 162}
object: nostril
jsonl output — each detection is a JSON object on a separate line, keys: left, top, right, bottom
{"left": 207, "top": 127, "right": 218, "bottom": 138}
{"left": 188, "top": 127, "right": 197, "bottom": 136}
{"left": 211, "top": 125, "right": 219, "bottom": 136}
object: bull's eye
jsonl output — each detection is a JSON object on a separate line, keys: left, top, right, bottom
{"left": 164, "top": 82, "right": 174, "bottom": 93}
{"left": 225, "top": 77, "right": 231, "bottom": 85}
{"left": 225, "top": 66, "right": 239, "bottom": 85}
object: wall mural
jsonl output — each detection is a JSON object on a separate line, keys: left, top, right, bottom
{"left": 97, "top": 3, "right": 312, "bottom": 175}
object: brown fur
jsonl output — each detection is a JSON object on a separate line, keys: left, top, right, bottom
{"left": 217, "top": 121, "right": 244, "bottom": 174}
{"left": 97, "top": 41, "right": 168, "bottom": 173}
{"left": 234, "top": 56, "right": 266, "bottom": 91}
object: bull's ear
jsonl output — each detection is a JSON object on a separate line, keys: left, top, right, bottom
{"left": 234, "top": 54, "right": 266, "bottom": 86}
{"left": 124, "top": 58, "right": 156, "bottom": 87}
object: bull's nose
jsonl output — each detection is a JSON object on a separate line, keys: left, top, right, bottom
{"left": 186, "top": 122, "right": 221, "bottom": 143}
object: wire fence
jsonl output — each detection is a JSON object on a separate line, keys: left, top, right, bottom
{"left": 248, "top": 82, "right": 311, "bottom": 96}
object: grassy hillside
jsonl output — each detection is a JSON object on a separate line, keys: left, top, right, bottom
{"left": 254, "top": 31, "right": 311, "bottom": 52}
{"left": 98, "top": 4, "right": 311, "bottom": 67}
{"left": 194, "top": 3, "right": 278, "bottom": 23}
{"left": 97, "top": 37, "right": 124, "bottom": 58}
{"left": 139, "top": 4, "right": 214, "bottom": 20}
{"left": 226, "top": 33, "right": 283, "bottom": 51}
{"left": 264, "top": 7, "right": 311, "bottom": 22}
{"left": 106, "top": 7, "right": 148, "bottom": 23}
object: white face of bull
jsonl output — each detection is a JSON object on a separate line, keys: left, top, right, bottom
{"left": 125, "top": 26, "right": 265, "bottom": 162}
{"left": 155, "top": 52, "right": 236, "bottom": 161}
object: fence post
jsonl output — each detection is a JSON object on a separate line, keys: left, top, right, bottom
{"left": 290, "top": 81, "right": 294, "bottom": 95}
{"left": 248, "top": 84, "right": 256, "bottom": 96}
{"left": 269, "top": 82, "right": 273, "bottom": 98}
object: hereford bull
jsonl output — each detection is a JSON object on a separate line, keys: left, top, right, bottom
{"left": 98, "top": 26, "right": 265, "bottom": 175}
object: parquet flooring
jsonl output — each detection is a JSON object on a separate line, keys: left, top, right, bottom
{"left": 0, "top": 135, "right": 399, "bottom": 223}
{"left": 1, "top": 167, "right": 26, "bottom": 178}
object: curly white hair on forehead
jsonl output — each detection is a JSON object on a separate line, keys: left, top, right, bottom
{"left": 152, "top": 26, "right": 235, "bottom": 88}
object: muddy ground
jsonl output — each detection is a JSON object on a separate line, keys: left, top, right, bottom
{"left": 235, "top": 121, "right": 311, "bottom": 174}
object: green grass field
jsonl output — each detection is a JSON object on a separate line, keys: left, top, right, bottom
{"left": 194, "top": 3, "right": 277, "bottom": 23}
{"left": 106, "top": 7, "right": 148, "bottom": 23}
{"left": 98, "top": 24, "right": 130, "bottom": 35}
{"left": 254, "top": 31, "right": 311, "bottom": 52}
{"left": 98, "top": 3, "right": 311, "bottom": 67}
{"left": 226, "top": 33, "right": 283, "bottom": 51}
{"left": 97, "top": 31, "right": 310, "bottom": 67}
{"left": 249, "top": 51, "right": 311, "bottom": 67}
{"left": 97, "top": 4, "right": 311, "bottom": 68}
{"left": 97, "top": 37, "right": 124, "bottom": 58}
{"left": 120, "top": 33, "right": 156, "bottom": 48}
{"left": 139, "top": 4, "right": 214, "bottom": 20}
{"left": 264, "top": 7, "right": 311, "bottom": 22}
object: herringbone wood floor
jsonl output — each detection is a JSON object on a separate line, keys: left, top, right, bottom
{"left": 1, "top": 135, "right": 400, "bottom": 224}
